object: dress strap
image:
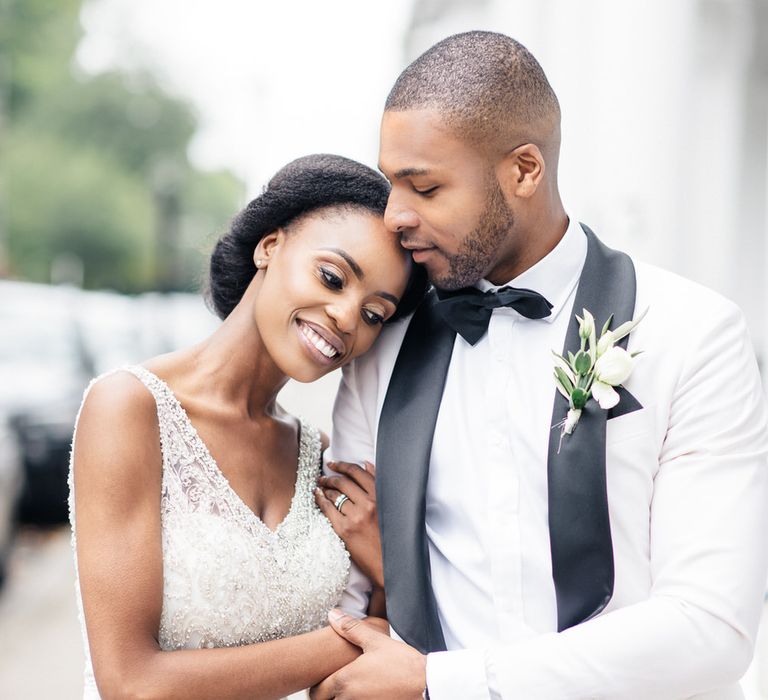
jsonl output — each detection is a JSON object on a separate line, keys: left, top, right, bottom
{"left": 295, "top": 420, "right": 322, "bottom": 498}
{"left": 122, "top": 364, "right": 172, "bottom": 404}
{"left": 118, "top": 365, "right": 188, "bottom": 469}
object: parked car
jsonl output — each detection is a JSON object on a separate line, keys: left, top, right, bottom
{"left": 0, "top": 281, "right": 94, "bottom": 524}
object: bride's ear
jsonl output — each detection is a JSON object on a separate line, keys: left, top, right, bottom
{"left": 253, "top": 229, "right": 283, "bottom": 269}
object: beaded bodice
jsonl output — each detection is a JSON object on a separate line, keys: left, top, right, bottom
{"left": 69, "top": 366, "right": 350, "bottom": 698}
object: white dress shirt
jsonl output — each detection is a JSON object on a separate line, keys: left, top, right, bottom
{"left": 328, "top": 219, "right": 768, "bottom": 700}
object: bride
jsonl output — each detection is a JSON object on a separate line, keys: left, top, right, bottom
{"left": 68, "top": 154, "right": 427, "bottom": 699}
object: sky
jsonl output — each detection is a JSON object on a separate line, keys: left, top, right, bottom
{"left": 77, "top": 0, "right": 415, "bottom": 197}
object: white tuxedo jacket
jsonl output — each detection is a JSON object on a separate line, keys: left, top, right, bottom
{"left": 329, "top": 245, "right": 768, "bottom": 700}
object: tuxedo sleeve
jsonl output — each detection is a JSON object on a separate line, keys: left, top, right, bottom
{"left": 428, "top": 300, "right": 768, "bottom": 700}
{"left": 326, "top": 361, "right": 377, "bottom": 618}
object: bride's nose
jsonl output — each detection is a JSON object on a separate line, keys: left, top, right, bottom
{"left": 326, "top": 295, "right": 359, "bottom": 335}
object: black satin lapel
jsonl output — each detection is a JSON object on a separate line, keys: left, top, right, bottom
{"left": 376, "top": 291, "right": 452, "bottom": 653}
{"left": 547, "top": 224, "right": 639, "bottom": 631}
{"left": 607, "top": 386, "right": 643, "bottom": 420}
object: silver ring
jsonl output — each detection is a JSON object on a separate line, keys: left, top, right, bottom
{"left": 334, "top": 494, "right": 349, "bottom": 513}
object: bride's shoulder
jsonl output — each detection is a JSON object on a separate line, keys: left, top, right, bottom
{"left": 75, "top": 368, "right": 161, "bottom": 451}
{"left": 71, "top": 369, "right": 164, "bottom": 533}
{"left": 81, "top": 367, "right": 156, "bottom": 415}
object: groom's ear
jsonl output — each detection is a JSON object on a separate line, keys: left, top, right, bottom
{"left": 497, "top": 143, "right": 546, "bottom": 200}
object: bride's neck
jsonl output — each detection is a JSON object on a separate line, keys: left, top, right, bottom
{"left": 182, "top": 303, "right": 289, "bottom": 420}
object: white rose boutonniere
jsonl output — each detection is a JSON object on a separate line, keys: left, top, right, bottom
{"left": 552, "top": 307, "right": 647, "bottom": 446}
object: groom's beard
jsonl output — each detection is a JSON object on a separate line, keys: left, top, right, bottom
{"left": 432, "top": 181, "right": 514, "bottom": 291}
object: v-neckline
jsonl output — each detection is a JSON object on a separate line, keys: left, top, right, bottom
{"left": 138, "top": 365, "right": 305, "bottom": 537}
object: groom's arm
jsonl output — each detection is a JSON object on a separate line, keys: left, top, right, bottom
{"left": 326, "top": 320, "right": 407, "bottom": 619}
{"left": 326, "top": 360, "right": 378, "bottom": 618}
{"left": 427, "top": 299, "right": 768, "bottom": 700}
{"left": 327, "top": 362, "right": 377, "bottom": 464}
{"left": 328, "top": 317, "right": 407, "bottom": 469}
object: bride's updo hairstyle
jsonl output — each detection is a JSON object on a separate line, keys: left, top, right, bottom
{"left": 207, "top": 153, "right": 428, "bottom": 322}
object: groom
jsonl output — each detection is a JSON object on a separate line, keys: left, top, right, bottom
{"left": 316, "top": 32, "right": 768, "bottom": 699}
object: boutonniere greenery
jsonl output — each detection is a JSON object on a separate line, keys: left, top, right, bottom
{"left": 553, "top": 307, "right": 647, "bottom": 444}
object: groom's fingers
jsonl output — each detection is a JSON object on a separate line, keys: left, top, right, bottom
{"left": 314, "top": 487, "right": 345, "bottom": 526}
{"left": 328, "top": 460, "right": 375, "bottom": 494}
{"left": 318, "top": 473, "right": 367, "bottom": 504}
{"left": 309, "top": 673, "right": 339, "bottom": 700}
{"left": 319, "top": 487, "right": 346, "bottom": 510}
{"left": 327, "top": 608, "right": 381, "bottom": 651}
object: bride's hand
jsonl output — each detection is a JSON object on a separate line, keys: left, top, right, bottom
{"left": 315, "top": 461, "right": 384, "bottom": 589}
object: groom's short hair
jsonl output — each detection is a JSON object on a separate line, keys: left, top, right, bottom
{"left": 385, "top": 31, "right": 561, "bottom": 155}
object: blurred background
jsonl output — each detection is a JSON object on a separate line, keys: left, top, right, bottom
{"left": 0, "top": 0, "right": 766, "bottom": 697}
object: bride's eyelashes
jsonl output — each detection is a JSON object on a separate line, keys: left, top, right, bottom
{"left": 317, "top": 266, "right": 386, "bottom": 327}
{"left": 319, "top": 265, "right": 344, "bottom": 290}
{"left": 362, "top": 309, "right": 384, "bottom": 326}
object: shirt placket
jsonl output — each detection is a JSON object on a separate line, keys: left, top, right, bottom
{"left": 485, "top": 308, "right": 524, "bottom": 637}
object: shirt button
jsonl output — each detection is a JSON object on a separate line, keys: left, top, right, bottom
{"left": 491, "top": 433, "right": 503, "bottom": 446}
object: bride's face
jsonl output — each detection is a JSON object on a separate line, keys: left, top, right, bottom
{"left": 252, "top": 208, "right": 412, "bottom": 383}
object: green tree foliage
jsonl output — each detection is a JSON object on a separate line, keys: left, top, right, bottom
{"left": 5, "top": 127, "right": 155, "bottom": 290}
{"left": 0, "top": 0, "right": 244, "bottom": 292}
{"left": 0, "top": 0, "right": 82, "bottom": 118}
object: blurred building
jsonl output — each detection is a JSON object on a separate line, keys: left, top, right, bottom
{"left": 403, "top": 0, "right": 768, "bottom": 370}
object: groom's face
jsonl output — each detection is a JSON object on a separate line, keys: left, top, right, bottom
{"left": 379, "top": 109, "right": 514, "bottom": 290}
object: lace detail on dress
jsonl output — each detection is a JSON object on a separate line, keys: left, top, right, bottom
{"left": 69, "top": 366, "right": 350, "bottom": 697}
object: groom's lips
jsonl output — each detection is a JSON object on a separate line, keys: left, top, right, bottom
{"left": 410, "top": 247, "right": 436, "bottom": 263}
{"left": 402, "top": 241, "right": 437, "bottom": 263}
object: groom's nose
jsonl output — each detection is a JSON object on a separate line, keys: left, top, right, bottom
{"left": 384, "top": 197, "right": 420, "bottom": 235}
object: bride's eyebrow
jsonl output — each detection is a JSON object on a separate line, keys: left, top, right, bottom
{"left": 318, "top": 247, "right": 364, "bottom": 279}
{"left": 318, "top": 247, "right": 400, "bottom": 305}
{"left": 378, "top": 291, "right": 400, "bottom": 305}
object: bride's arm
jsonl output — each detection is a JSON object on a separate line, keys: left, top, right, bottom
{"left": 73, "top": 373, "right": 361, "bottom": 700}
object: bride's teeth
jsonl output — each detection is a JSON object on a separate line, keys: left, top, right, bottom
{"left": 300, "top": 323, "right": 338, "bottom": 359}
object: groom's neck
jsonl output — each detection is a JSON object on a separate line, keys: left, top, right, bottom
{"left": 485, "top": 201, "right": 569, "bottom": 286}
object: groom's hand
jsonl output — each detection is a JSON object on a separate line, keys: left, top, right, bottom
{"left": 310, "top": 609, "right": 426, "bottom": 700}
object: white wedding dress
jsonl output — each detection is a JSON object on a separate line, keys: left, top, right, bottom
{"left": 69, "top": 366, "right": 351, "bottom": 700}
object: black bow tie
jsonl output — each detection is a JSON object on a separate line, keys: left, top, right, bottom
{"left": 433, "top": 285, "right": 553, "bottom": 345}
